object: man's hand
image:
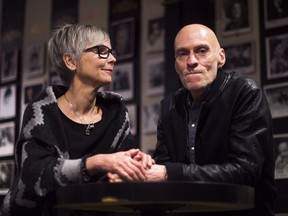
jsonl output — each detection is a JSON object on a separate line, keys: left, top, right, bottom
{"left": 86, "top": 149, "right": 148, "bottom": 182}
{"left": 145, "top": 164, "right": 167, "bottom": 182}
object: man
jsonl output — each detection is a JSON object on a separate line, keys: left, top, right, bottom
{"left": 145, "top": 24, "right": 275, "bottom": 216}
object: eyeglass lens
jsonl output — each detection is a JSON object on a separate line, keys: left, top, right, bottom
{"left": 97, "top": 45, "right": 116, "bottom": 59}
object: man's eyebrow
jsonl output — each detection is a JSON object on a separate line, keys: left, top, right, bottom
{"left": 175, "top": 47, "right": 189, "bottom": 52}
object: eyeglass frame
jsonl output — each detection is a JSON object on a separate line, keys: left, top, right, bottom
{"left": 83, "top": 44, "right": 117, "bottom": 59}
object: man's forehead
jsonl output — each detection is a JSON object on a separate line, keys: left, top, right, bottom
{"left": 175, "top": 27, "right": 218, "bottom": 49}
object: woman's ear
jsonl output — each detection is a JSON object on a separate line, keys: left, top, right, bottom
{"left": 218, "top": 48, "right": 226, "bottom": 68}
{"left": 63, "top": 53, "right": 77, "bottom": 71}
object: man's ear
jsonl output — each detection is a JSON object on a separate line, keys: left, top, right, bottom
{"left": 218, "top": 48, "right": 226, "bottom": 68}
{"left": 63, "top": 53, "right": 77, "bottom": 71}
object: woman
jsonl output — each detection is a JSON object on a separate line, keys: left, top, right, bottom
{"left": 1, "top": 24, "right": 152, "bottom": 216}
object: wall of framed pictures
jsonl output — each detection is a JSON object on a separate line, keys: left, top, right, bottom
{"left": 216, "top": 0, "right": 288, "bottom": 213}
{"left": 0, "top": 0, "right": 288, "bottom": 214}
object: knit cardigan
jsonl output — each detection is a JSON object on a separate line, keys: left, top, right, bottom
{"left": 1, "top": 86, "right": 136, "bottom": 216}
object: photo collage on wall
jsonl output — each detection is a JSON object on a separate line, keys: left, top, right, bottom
{"left": 262, "top": 0, "right": 288, "bottom": 179}
{"left": 219, "top": 0, "right": 256, "bottom": 77}
{"left": 0, "top": 0, "right": 25, "bottom": 194}
{"left": 142, "top": 15, "right": 165, "bottom": 136}
{"left": 108, "top": 0, "right": 140, "bottom": 137}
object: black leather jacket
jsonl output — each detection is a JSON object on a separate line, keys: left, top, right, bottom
{"left": 153, "top": 71, "right": 275, "bottom": 216}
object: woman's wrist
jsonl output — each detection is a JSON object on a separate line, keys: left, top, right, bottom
{"left": 81, "top": 156, "right": 91, "bottom": 183}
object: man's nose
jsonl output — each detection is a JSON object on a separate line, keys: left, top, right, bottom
{"left": 187, "top": 53, "right": 198, "bottom": 65}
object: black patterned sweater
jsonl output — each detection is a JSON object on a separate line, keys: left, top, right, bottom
{"left": 0, "top": 86, "right": 136, "bottom": 216}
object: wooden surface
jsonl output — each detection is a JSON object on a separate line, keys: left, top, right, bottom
{"left": 56, "top": 181, "right": 255, "bottom": 213}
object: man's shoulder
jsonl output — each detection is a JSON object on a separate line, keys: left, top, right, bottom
{"left": 228, "top": 72, "right": 261, "bottom": 91}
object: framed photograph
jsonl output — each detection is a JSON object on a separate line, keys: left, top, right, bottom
{"left": 1, "top": 49, "right": 18, "bottom": 83}
{"left": 110, "top": 18, "right": 135, "bottom": 60}
{"left": 25, "top": 43, "right": 45, "bottom": 77}
{"left": 264, "top": 0, "right": 288, "bottom": 29}
{"left": 0, "top": 160, "right": 15, "bottom": 195}
{"left": 146, "top": 17, "right": 165, "bottom": 53}
{"left": 22, "top": 78, "right": 45, "bottom": 106}
{"left": 0, "top": 84, "right": 17, "bottom": 120}
{"left": 110, "top": 62, "right": 134, "bottom": 101}
{"left": 49, "top": 71, "right": 63, "bottom": 86}
{"left": 266, "top": 33, "right": 288, "bottom": 79}
{"left": 263, "top": 82, "right": 288, "bottom": 118}
{"left": 142, "top": 101, "right": 160, "bottom": 135}
{"left": 126, "top": 104, "right": 137, "bottom": 136}
{"left": 274, "top": 134, "right": 288, "bottom": 179}
{"left": 220, "top": 0, "right": 251, "bottom": 36}
{"left": 223, "top": 41, "right": 254, "bottom": 75}
{"left": 0, "top": 121, "right": 15, "bottom": 158}
{"left": 145, "top": 56, "right": 165, "bottom": 96}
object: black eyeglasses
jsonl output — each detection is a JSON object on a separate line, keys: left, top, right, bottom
{"left": 84, "top": 45, "right": 117, "bottom": 59}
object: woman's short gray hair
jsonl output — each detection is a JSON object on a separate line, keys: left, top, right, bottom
{"left": 47, "top": 24, "right": 109, "bottom": 86}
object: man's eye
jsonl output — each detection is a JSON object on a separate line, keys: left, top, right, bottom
{"left": 177, "top": 51, "right": 188, "bottom": 57}
{"left": 196, "top": 48, "right": 208, "bottom": 54}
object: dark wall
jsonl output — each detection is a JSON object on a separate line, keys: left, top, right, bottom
{"left": 164, "top": 0, "right": 215, "bottom": 95}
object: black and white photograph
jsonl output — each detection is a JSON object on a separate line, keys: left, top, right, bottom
{"left": 111, "top": 62, "right": 134, "bottom": 100}
{"left": 0, "top": 84, "right": 17, "bottom": 120}
{"left": 223, "top": 42, "right": 254, "bottom": 75}
{"left": 0, "top": 121, "right": 15, "bottom": 158}
{"left": 110, "top": 18, "right": 135, "bottom": 60}
{"left": 0, "top": 160, "right": 15, "bottom": 195}
{"left": 25, "top": 43, "right": 45, "bottom": 77}
{"left": 266, "top": 33, "right": 288, "bottom": 79}
{"left": 145, "top": 56, "right": 165, "bottom": 96}
{"left": 265, "top": 0, "right": 288, "bottom": 29}
{"left": 142, "top": 102, "right": 160, "bottom": 134}
{"left": 146, "top": 17, "right": 165, "bottom": 53}
{"left": 1, "top": 49, "right": 18, "bottom": 83}
{"left": 23, "top": 78, "right": 45, "bottom": 106}
{"left": 49, "top": 71, "right": 63, "bottom": 86}
{"left": 51, "top": 0, "right": 78, "bottom": 31}
{"left": 264, "top": 82, "right": 288, "bottom": 118}
{"left": 126, "top": 104, "right": 137, "bottom": 136}
{"left": 220, "top": 0, "right": 251, "bottom": 36}
{"left": 274, "top": 134, "right": 288, "bottom": 179}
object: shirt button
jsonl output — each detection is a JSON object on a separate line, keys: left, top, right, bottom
{"left": 191, "top": 147, "right": 194, "bottom": 150}
{"left": 191, "top": 123, "right": 195, "bottom": 127}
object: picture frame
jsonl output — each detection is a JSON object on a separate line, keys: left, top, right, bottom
{"left": 145, "top": 56, "right": 165, "bottom": 96}
{"left": 22, "top": 78, "right": 45, "bottom": 106}
{"left": 142, "top": 101, "right": 160, "bottom": 135}
{"left": 49, "top": 71, "right": 63, "bottom": 86}
{"left": 1, "top": 49, "right": 18, "bottom": 83}
{"left": 265, "top": 33, "right": 288, "bottom": 79}
{"left": 110, "top": 62, "right": 134, "bottom": 101}
{"left": 0, "top": 159, "right": 15, "bottom": 195}
{"left": 273, "top": 133, "right": 288, "bottom": 179}
{"left": 25, "top": 43, "right": 45, "bottom": 77}
{"left": 126, "top": 103, "right": 137, "bottom": 136}
{"left": 220, "top": 0, "right": 251, "bottom": 36}
{"left": 264, "top": 0, "right": 288, "bottom": 29}
{"left": 110, "top": 18, "right": 135, "bottom": 60}
{"left": 146, "top": 17, "right": 165, "bottom": 53}
{"left": 263, "top": 82, "right": 288, "bottom": 119}
{"left": 0, "top": 121, "right": 15, "bottom": 158}
{"left": 0, "top": 84, "right": 17, "bottom": 120}
{"left": 222, "top": 41, "right": 254, "bottom": 75}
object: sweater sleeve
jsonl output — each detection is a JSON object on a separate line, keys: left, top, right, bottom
{"left": 1, "top": 140, "right": 82, "bottom": 216}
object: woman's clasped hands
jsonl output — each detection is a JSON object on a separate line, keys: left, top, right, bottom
{"left": 106, "top": 149, "right": 155, "bottom": 182}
